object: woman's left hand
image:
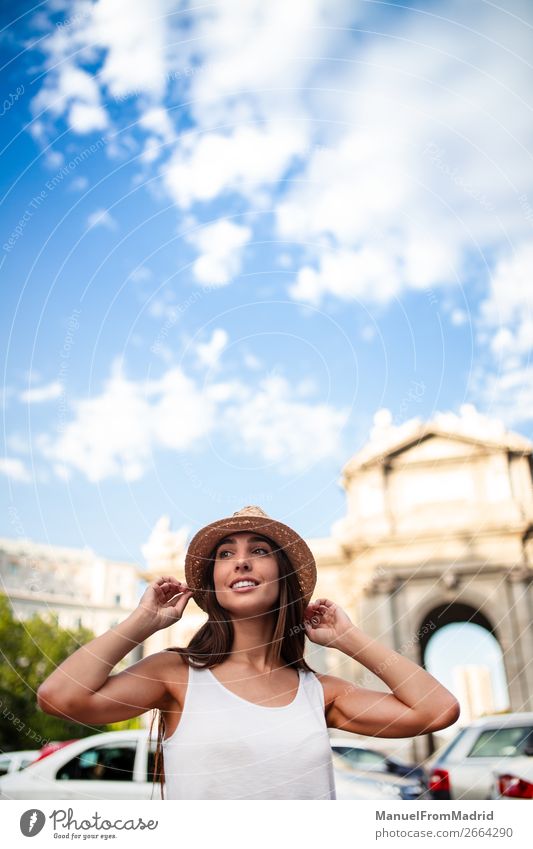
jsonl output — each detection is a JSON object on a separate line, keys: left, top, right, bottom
{"left": 303, "top": 598, "right": 355, "bottom": 648}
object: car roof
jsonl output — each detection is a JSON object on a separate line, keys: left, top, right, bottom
{"left": 17, "top": 729, "right": 153, "bottom": 771}
{"left": 467, "top": 712, "right": 533, "bottom": 728}
{"left": 0, "top": 750, "right": 38, "bottom": 759}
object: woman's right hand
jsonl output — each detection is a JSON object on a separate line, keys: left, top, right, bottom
{"left": 137, "top": 576, "right": 194, "bottom": 632}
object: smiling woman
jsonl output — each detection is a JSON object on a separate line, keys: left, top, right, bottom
{"left": 36, "top": 505, "right": 459, "bottom": 801}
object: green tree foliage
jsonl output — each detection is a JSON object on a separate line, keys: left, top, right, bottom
{"left": 0, "top": 595, "right": 141, "bottom": 752}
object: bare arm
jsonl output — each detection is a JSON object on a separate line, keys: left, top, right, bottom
{"left": 37, "top": 576, "right": 193, "bottom": 725}
{"left": 305, "top": 599, "right": 460, "bottom": 737}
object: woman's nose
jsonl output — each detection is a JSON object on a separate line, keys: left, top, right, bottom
{"left": 235, "top": 559, "right": 252, "bottom": 571}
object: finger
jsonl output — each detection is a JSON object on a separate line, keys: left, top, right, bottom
{"left": 174, "top": 591, "right": 194, "bottom": 616}
{"left": 155, "top": 577, "right": 190, "bottom": 593}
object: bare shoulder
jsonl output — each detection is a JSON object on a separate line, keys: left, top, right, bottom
{"left": 158, "top": 649, "right": 190, "bottom": 708}
{"left": 314, "top": 672, "right": 353, "bottom": 712}
{"left": 158, "top": 648, "right": 188, "bottom": 680}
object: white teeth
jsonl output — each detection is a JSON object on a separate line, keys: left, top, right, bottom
{"left": 232, "top": 580, "right": 257, "bottom": 589}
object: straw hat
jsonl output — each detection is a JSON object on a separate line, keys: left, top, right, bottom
{"left": 184, "top": 505, "right": 317, "bottom": 611}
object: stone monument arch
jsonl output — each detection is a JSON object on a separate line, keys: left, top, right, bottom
{"left": 314, "top": 406, "right": 533, "bottom": 757}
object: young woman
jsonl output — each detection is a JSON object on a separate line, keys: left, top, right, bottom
{"left": 37, "top": 505, "right": 460, "bottom": 800}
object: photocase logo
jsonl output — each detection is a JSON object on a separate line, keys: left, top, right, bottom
{"left": 20, "top": 809, "right": 46, "bottom": 837}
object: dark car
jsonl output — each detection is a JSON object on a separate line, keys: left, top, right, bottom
{"left": 330, "top": 737, "right": 427, "bottom": 787}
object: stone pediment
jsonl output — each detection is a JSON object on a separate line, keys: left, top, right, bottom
{"left": 387, "top": 432, "right": 496, "bottom": 465}
{"left": 342, "top": 407, "right": 531, "bottom": 480}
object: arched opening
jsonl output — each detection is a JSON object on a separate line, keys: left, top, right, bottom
{"left": 417, "top": 603, "right": 509, "bottom": 755}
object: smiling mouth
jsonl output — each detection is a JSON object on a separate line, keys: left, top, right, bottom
{"left": 230, "top": 580, "right": 260, "bottom": 591}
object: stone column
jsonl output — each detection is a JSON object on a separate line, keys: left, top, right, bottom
{"left": 499, "top": 575, "right": 531, "bottom": 712}
{"left": 506, "top": 568, "right": 533, "bottom": 711}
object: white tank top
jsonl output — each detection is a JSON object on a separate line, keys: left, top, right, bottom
{"left": 162, "top": 663, "right": 336, "bottom": 800}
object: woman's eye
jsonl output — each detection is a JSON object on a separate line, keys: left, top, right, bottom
{"left": 254, "top": 547, "right": 269, "bottom": 555}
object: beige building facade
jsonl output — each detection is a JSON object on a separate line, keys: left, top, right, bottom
{"left": 0, "top": 536, "right": 141, "bottom": 661}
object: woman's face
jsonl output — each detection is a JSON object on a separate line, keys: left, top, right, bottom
{"left": 212, "top": 531, "right": 280, "bottom": 616}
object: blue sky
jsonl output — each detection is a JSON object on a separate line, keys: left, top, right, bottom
{"left": 1, "top": 0, "right": 532, "bottom": 586}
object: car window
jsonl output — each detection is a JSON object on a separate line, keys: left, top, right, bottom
{"left": 56, "top": 742, "right": 136, "bottom": 781}
{"left": 356, "top": 750, "right": 385, "bottom": 766}
{"left": 332, "top": 747, "right": 386, "bottom": 769}
{"left": 0, "top": 758, "right": 10, "bottom": 777}
{"left": 467, "top": 726, "right": 533, "bottom": 758}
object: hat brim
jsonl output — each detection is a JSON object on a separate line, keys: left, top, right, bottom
{"left": 184, "top": 514, "right": 316, "bottom": 612}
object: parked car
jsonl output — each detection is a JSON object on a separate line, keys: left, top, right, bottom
{"left": 330, "top": 736, "right": 427, "bottom": 786}
{"left": 0, "top": 729, "right": 424, "bottom": 800}
{"left": 330, "top": 747, "right": 425, "bottom": 800}
{"left": 333, "top": 752, "right": 423, "bottom": 802}
{"left": 426, "top": 712, "right": 533, "bottom": 800}
{"left": 0, "top": 730, "right": 161, "bottom": 800}
{"left": 490, "top": 758, "right": 533, "bottom": 799}
{"left": 0, "top": 750, "right": 40, "bottom": 776}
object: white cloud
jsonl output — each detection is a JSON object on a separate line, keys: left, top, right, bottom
{"left": 480, "top": 244, "right": 533, "bottom": 332}
{"left": 69, "top": 101, "right": 108, "bottom": 133}
{"left": 275, "top": 3, "right": 533, "bottom": 304}
{"left": 450, "top": 308, "right": 469, "bottom": 327}
{"left": 472, "top": 243, "right": 533, "bottom": 424}
{"left": 87, "top": 208, "right": 117, "bottom": 230}
{"left": 69, "top": 176, "right": 89, "bottom": 192}
{"left": 139, "top": 106, "right": 175, "bottom": 163}
{"left": 163, "top": 123, "right": 309, "bottom": 209}
{"left": 38, "top": 362, "right": 217, "bottom": 483}
{"left": 30, "top": 0, "right": 176, "bottom": 137}
{"left": 37, "top": 359, "right": 347, "bottom": 481}
{"left": 19, "top": 381, "right": 63, "bottom": 403}
{"left": 195, "top": 329, "right": 229, "bottom": 370}
{"left": 289, "top": 247, "right": 402, "bottom": 306}
{"left": 188, "top": 220, "right": 251, "bottom": 285}
{"left": 45, "top": 150, "right": 64, "bottom": 168}
{"left": 184, "top": 0, "right": 355, "bottom": 126}
{"left": 32, "top": 62, "right": 109, "bottom": 135}
{"left": 26, "top": 1, "right": 533, "bottom": 433}
{"left": 89, "top": 0, "right": 173, "bottom": 99}
{"left": 222, "top": 374, "right": 348, "bottom": 473}
{"left": 139, "top": 107, "right": 174, "bottom": 141}
{"left": 475, "top": 366, "right": 533, "bottom": 428}
{"left": 0, "top": 457, "right": 31, "bottom": 483}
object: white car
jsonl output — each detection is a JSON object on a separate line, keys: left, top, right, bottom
{"left": 0, "top": 750, "right": 40, "bottom": 776}
{"left": 425, "top": 712, "right": 533, "bottom": 800}
{"left": 0, "top": 730, "right": 162, "bottom": 800}
{"left": 491, "top": 758, "right": 533, "bottom": 799}
{"left": 0, "top": 729, "right": 419, "bottom": 800}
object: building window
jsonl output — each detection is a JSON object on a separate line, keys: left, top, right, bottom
{"left": 114, "top": 594, "right": 121, "bottom": 606}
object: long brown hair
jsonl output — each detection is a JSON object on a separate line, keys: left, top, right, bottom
{"left": 149, "top": 532, "right": 315, "bottom": 798}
